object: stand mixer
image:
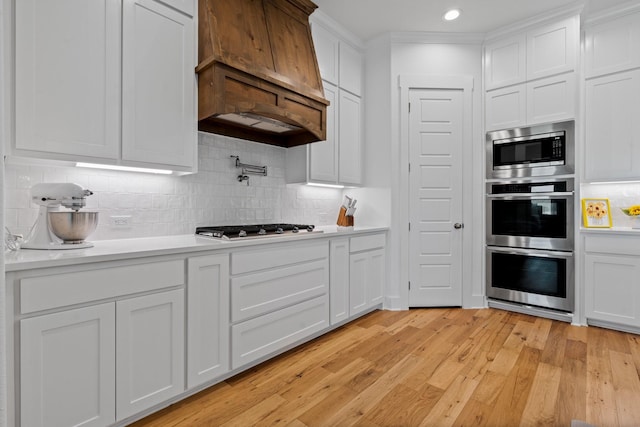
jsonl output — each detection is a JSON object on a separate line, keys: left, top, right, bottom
{"left": 22, "top": 183, "right": 97, "bottom": 250}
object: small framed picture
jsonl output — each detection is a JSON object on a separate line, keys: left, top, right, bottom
{"left": 582, "top": 198, "right": 612, "bottom": 228}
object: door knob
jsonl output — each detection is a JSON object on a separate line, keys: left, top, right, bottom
{"left": 454, "top": 223, "right": 464, "bottom": 229}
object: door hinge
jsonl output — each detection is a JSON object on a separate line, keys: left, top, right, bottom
{"left": 408, "top": 163, "right": 411, "bottom": 173}
{"left": 409, "top": 281, "right": 411, "bottom": 290}
{"left": 408, "top": 222, "right": 411, "bottom": 231}
{"left": 408, "top": 102, "right": 411, "bottom": 113}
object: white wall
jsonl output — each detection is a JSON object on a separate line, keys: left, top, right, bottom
{"left": 381, "top": 34, "right": 485, "bottom": 309}
{"left": 0, "top": 0, "right": 7, "bottom": 422}
{"left": 4, "top": 132, "right": 345, "bottom": 241}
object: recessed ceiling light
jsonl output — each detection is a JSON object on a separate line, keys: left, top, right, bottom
{"left": 443, "top": 8, "right": 461, "bottom": 21}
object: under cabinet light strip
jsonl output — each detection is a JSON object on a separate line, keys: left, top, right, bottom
{"left": 307, "top": 182, "right": 345, "bottom": 189}
{"left": 76, "top": 162, "right": 173, "bottom": 175}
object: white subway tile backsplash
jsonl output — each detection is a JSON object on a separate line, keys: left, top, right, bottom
{"left": 4, "top": 133, "right": 344, "bottom": 240}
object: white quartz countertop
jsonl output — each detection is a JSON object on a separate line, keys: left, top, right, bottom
{"left": 4, "top": 225, "right": 388, "bottom": 272}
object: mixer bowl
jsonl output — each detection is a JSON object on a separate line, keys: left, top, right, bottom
{"left": 48, "top": 211, "right": 99, "bottom": 244}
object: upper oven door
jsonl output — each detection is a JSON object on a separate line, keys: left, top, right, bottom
{"left": 486, "top": 179, "right": 574, "bottom": 251}
{"left": 486, "top": 121, "right": 575, "bottom": 179}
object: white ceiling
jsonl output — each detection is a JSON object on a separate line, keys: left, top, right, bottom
{"left": 312, "top": 0, "right": 634, "bottom": 41}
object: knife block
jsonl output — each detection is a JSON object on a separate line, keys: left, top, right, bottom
{"left": 336, "top": 206, "right": 354, "bottom": 229}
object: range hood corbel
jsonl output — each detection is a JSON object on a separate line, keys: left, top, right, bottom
{"left": 197, "top": 0, "right": 329, "bottom": 148}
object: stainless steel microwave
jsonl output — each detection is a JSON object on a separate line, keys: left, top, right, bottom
{"left": 486, "top": 121, "right": 575, "bottom": 179}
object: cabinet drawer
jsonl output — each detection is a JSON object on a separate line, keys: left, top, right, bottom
{"left": 231, "top": 259, "right": 328, "bottom": 322}
{"left": 231, "top": 241, "right": 328, "bottom": 274}
{"left": 231, "top": 295, "right": 329, "bottom": 369}
{"left": 584, "top": 234, "right": 640, "bottom": 256}
{"left": 350, "top": 233, "right": 386, "bottom": 253}
{"left": 20, "top": 260, "right": 185, "bottom": 314}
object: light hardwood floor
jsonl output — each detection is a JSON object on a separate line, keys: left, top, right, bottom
{"left": 131, "top": 308, "right": 640, "bottom": 427}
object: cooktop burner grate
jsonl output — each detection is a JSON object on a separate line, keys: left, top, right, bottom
{"left": 195, "top": 223, "right": 316, "bottom": 239}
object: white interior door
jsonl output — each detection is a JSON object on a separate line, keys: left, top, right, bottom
{"left": 408, "top": 88, "right": 464, "bottom": 307}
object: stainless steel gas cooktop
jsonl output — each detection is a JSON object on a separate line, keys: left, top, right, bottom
{"left": 195, "top": 224, "right": 319, "bottom": 240}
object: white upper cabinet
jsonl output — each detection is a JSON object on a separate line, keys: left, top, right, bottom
{"left": 526, "top": 73, "right": 576, "bottom": 125}
{"left": 312, "top": 22, "right": 339, "bottom": 86}
{"left": 287, "top": 18, "right": 363, "bottom": 186}
{"left": 13, "top": 0, "right": 197, "bottom": 172}
{"left": 485, "top": 16, "right": 578, "bottom": 91}
{"left": 526, "top": 16, "right": 578, "bottom": 81}
{"left": 485, "top": 84, "right": 527, "bottom": 130}
{"left": 309, "top": 83, "right": 338, "bottom": 183}
{"left": 15, "top": 0, "right": 121, "bottom": 160}
{"left": 122, "top": 0, "right": 195, "bottom": 168}
{"left": 338, "top": 89, "right": 362, "bottom": 186}
{"left": 585, "top": 69, "right": 640, "bottom": 181}
{"left": 584, "top": 8, "right": 640, "bottom": 182}
{"left": 484, "top": 15, "right": 579, "bottom": 130}
{"left": 585, "top": 11, "right": 640, "bottom": 79}
{"left": 339, "top": 42, "right": 363, "bottom": 97}
{"left": 484, "top": 34, "right": 526, "bottom": 90}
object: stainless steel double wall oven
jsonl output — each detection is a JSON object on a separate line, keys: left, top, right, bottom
{"left": 485, "top": 121, "right": 575, "bottom": 313}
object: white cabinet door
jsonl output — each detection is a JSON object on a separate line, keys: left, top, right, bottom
{"left": 21, "top": 304, "right": 116, "bottom": 427}
{"left": 122, "top": 0, "right": 195, "bottom": 168}
{"left": 116, "top": 289, "right": 185, "bottom": 420}
{"left": 349, "top": 248, "right": 384, "bottom": 316}
{"left": 585, "top": 12, "right": 640, "bottom": 79}
{"left": 311, "top": 23, "right": 339, "bottom": 85}
{"left": 367, "top": 249, "right": 385, "bottom": 307}
{"left": 338, "top": 89, "right": 362, "bottom": 185}
{"left": 330, "top": 239, "right": 350, "bottom": 325}
{"left": 585, "top": 70, "right": 640, "bottom": 181}
{"left": 484, "top": 34, "right": 526, "bottom": 90}
{"left": 310, "top": 83, "right": 338, "bottom": 183}
{"left": 485, "top": 84, "right": 526, "bottom": 131}
{"left": 231, "top": 296, "right": 329, "bottom": 369}
{"left": 15, "top": 0, "right": 120, "bottom": 159}
{"left": 585, "top": 254, "right": 640, "bottom": 327}
{"left": 526, "top": 73, "right": 576, "bottom": 126}
{"left": 526, "top": 16, "right": 578, "bottom": 81}
{"left": 349, "top": 252, "right": 368, "bottom": 316}
{"left": 339, "top": 42, "right": 363, "bottom": 96}
{"left": 187, "top": 254, "right": 230, "bottom": 389}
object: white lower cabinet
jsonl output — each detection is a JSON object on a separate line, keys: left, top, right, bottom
{"left": 187, "top": 254, "right": 230, "bottom": 388}
{"left": 20, "top": 288, "right": 184, "bottom": 427}
{"left": 21, "top": 304, "right": 116, "bottom": 427}
{"left": 229, "top": 241, "right": 329, "bottom": 369}
{"left": 231, "top": 296, "right": 329, "bottom": 369}
{"left": 15, "top": 258, "right": 186, "bottom": 427}
{"left": 584, "top": 234, "right": 640, "bottom": 331}
{"left": 349, "top": 234, "right": 386, "bottom": 317}
{"left": 330, "top": 239, "right": 350, "bottom": 325}
{"left": 115, "top": 289, "right": 185, "bottom": 420}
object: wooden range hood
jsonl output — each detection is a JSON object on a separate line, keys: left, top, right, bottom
{"left": 196, "top": 0, "right": 329, "bottom": 147}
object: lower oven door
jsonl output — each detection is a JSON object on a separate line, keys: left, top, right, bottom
{"left": 486, "top": 193, "right": 574, "bottom": 251}
{"left": 486, "top": 246, "right": 574, "bottom": 312}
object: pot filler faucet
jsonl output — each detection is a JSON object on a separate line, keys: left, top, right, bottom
{"left": 231, "top": 155, "right": 267, "bottom": 186}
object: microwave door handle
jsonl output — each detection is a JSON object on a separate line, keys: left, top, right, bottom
{"left": 487, "top": 246, "right": 573, "bottom": 258}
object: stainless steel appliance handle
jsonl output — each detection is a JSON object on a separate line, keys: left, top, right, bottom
{"left": 486, "top": 192, "right": 574, "bottom": 198}
{"left": 486, "top": 245, "right": 573, "bottom": 258}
